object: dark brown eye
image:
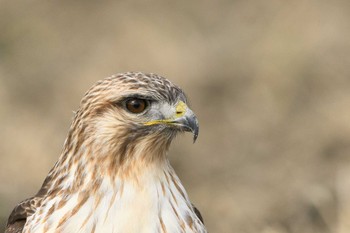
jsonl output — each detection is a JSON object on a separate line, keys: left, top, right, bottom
{"left": 125, "top": 98, "right": 148, "bottom": 114}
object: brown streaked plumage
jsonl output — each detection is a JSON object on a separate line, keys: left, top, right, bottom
{"left": 5, "top": 72, "right": 206, "bottom": 233}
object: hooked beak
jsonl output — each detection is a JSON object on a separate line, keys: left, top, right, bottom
{"left": 170, "top": 107, "right": 199, "bottom": 143}
{"left": 144, "top": 101, "right": 199, "bottom": 142}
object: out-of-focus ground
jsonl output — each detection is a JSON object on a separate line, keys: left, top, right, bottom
{"left": 1, "top": 1, "right": 350, "bottom": 232}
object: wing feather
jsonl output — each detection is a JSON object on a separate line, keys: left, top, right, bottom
{"left": 192, "top": 203, "right": 204, "bottom": 224}
{"left": 5, "top": 171, "right": 54, "bottom": 233}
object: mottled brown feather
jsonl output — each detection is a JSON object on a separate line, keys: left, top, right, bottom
{"left": 5, "top": 72, "right": 204, "bottom": 233}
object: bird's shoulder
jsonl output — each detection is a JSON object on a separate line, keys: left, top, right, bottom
{"left": 5, "top": 171, "right": 54, "bottom": 233}
{"left": 5, "top": 196, "right": 39, "bottom": 233}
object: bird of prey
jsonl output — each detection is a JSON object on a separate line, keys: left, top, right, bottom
{"left": 5, "top": 72, "right": 206, "bottom": 233}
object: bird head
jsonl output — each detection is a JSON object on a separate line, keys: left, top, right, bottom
{"left": 66, "top": 72, "right": 199, "bottom": 166}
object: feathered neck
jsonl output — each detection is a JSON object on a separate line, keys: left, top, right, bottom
{"left": 45, "top": 119, "right": 174, "bottom": 196}
{"left": 24, "top": 119, "right": 207, "bottom": 233}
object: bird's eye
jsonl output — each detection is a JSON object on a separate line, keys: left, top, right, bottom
{"left": 125, "top": 98, "right": 148, "bottom": 114}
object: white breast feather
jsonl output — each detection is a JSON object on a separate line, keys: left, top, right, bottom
{"left": 24, "top": 164, "right": 206, "bottom": 233}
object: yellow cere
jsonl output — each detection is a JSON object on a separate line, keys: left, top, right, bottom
{"left": 143, "top": 101, "right": 187, "bottom": 126}
{"left": 175, "top": 101, "right": 187, "bottom": 118}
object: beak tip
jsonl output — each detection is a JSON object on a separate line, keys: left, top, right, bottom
{"left": 192, "top": 127, "right": 199, "bottom": 143}
{"left": 193, "top": 134, "right": 198, "bottom": 143}
{"left": 189, "top": 115, "right": 199, "bottom": 143}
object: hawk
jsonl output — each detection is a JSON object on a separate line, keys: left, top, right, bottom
{"left": 5, "top": 72, "right": 206, "bottom": 233}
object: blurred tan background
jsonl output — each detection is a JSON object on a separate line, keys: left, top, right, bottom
{"left": 1, "top": 1, "right": 350, "bottom": 232}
